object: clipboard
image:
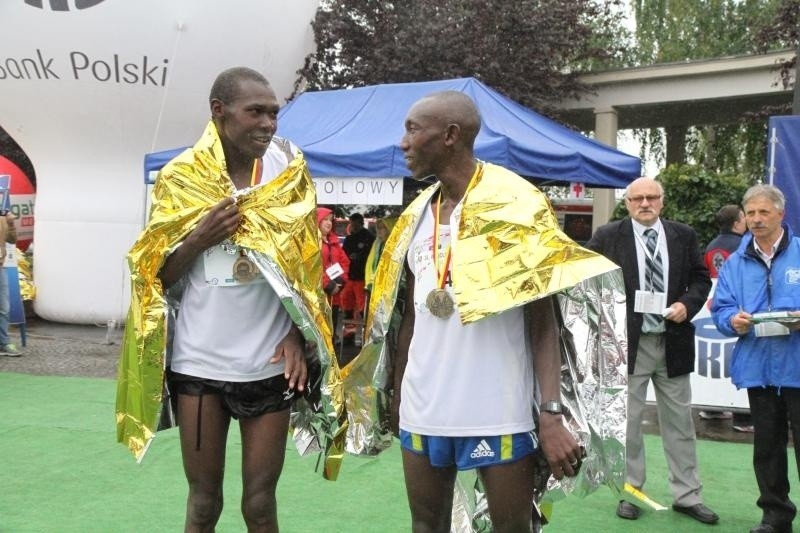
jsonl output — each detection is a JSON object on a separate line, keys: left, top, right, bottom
{"left": 750, "top": 311, "right": 800, "bottom": 325}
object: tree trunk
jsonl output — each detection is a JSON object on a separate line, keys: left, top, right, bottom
{"left": 704, "top": 125, "right": 718, "bottom": 170}
{"left": 665, "top": 125, "right": 687, "bottom": 167}
{"left": 794, "top": 44, "right": 800, "bottom": 114}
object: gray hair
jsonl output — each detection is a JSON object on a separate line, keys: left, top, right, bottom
{"left": 743, "top": 184, "right": 785, "bottom": 211}
{"left": 624, "top": 178, "right": 664, "bottom": 198}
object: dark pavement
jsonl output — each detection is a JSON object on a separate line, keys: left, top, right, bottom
{"left": 0, "top": 317, "right": 120, "bottom": 379}
{"left": 0, "top": 316, "right": 753, "bottom": 445}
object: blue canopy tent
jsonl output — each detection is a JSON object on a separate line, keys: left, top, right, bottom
{"left": 144, "top": 77, "right": 640, "bottom": 187}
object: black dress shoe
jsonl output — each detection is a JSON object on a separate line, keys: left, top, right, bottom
{"left": 672, "top": 503, "right": 719, "bottom": 524}
{"left": 616, "top": 500, "right": 640, "bottom": 520}
{"left": 750, "top": 522, "right": 793, "bottom": 533}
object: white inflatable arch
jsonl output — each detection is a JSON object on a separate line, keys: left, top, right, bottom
{"left": 0, "top": 0, "right": 319, "bottom": 323}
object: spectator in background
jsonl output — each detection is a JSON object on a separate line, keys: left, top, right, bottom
{"left": 586, "top": 177, "right": 718, "bottom": 525}
{"left": 711, "top": 184, "right": 800, "bottom": 533}
{"left": 0, "top": 211, "right": 19, "bottom": 357}
{"left": 701, "top": 203, "right": 752, "bottom": 431}
{"left": 705, "top": 204, "right": 746, "bottom": 278}
{"left": 364, "top": 217, "right": 397, "bottom": 296}
{"left": 341, "top": 212, "right": 375, "bottom": 323}
{"left": 319, "top": 207, "right": 349, "bottom": 347}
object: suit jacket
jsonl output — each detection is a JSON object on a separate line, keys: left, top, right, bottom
{"left": 585, "top": 217, "right": 711, "bottom": 377}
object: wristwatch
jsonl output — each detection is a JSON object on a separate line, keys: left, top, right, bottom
{"left": 540, "top": 400, "right": 564, "bottom": 415}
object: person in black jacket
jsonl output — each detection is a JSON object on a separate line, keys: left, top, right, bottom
{"left": 341, "top": 213, "right": 374, "bottom": 323}
{"left": 586, "top": 177, "right": 718, "bottom": 525}
{"left": 704, "top": 204, "right": 746, "bottom": 278}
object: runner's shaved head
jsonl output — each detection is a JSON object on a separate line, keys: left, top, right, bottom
{"left": 414, "top": 91, "right": 481, "bottom": 149}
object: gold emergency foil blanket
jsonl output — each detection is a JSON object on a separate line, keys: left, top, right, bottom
{"left": 451, "top": 270, "right": 627, "bottom": 531}
{"left": 347, "top": 163, "right": 627, "bottom": 522}
{"left": 16, "top": 248, "right": 35, "bottom": 301}
{"left": 116, "top": 122, "right": 342, "bottom": 469}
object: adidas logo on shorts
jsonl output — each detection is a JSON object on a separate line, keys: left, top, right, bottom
{"left": 470, "top": 439, "right": 495, "bottom": 459}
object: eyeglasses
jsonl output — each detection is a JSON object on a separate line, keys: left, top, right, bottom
{"left": 626, "top": 194, "right": 662, "bottom": 204}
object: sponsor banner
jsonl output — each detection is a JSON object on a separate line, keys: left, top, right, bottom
{"left": 10, "top": 193, "right": 35, "bottom": 243}
{"left": 1, "top": 0, "right": 319, "bottom": 321}
{"left": 312, "top": 177, "right": 403, "bottom": 205}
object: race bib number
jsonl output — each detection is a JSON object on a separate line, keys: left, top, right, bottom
{"left": 203, "top": 245, "right": 264, "bottom": 286}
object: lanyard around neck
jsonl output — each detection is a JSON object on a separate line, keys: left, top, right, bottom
{"left": 634, "top": 228, "right": 661, "bottom": 265}
{"left": 431, "top": 162, "right": 483, "bottom": 290}
{"left": 250, "top": 158, "right": 262, "bottom": 187}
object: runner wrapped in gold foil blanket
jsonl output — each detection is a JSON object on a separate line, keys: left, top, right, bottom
{"left": 115, "top": 122, "right": 344, "bottom": 477}
{"left": 343, "top": 163, "right": 627, "bottom": 525}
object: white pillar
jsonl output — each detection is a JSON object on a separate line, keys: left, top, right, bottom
{"left": 591, "top": 107, "right": 620, "bottom": 231}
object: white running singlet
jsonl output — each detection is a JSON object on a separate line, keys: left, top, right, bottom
{"left": 170, "top": 141, "right": 296, "bottom": 382}
{"left": 399, "top": 197, "right": 535, "bottom": 436}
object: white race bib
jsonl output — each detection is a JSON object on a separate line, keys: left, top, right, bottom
{"left": 203, "top": 244, "right": 264, "bottom": 286}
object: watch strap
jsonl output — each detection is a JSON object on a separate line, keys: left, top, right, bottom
{"left": 540, "top": 400, "right": 564, "bottom": 415}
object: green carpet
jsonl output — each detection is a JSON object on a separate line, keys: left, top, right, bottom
{"left": 0, "top": 372, "right": 788, "bottom": 532}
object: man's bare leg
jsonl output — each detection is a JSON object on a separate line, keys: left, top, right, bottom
{"left": 479, "top": 455, "right": 538, "bottom": 533}
{"left": 177, "top": 393, "right": 231, "bottom": 533}
{"left": 239, "top": 408, "right": 290, "bottom": 533}
{"left": 402, "top": 449, "right": 458, "bottom": 533}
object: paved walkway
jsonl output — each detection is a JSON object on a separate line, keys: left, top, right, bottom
{"left": 0, "top": 317, "right": 121, "bottom": 379}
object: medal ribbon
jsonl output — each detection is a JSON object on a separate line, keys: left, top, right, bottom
{"left": 250, "top": 158, "right": 262, "bottom": 187}
{"left": 432, "top": 197, "right": 452, "bottom": 290}
{"left": 431, "top": 162, "right": 483, "bottom": 290}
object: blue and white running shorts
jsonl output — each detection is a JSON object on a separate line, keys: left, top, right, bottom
{"left": 399, "top": 430, "right": 537, "bottom": 470}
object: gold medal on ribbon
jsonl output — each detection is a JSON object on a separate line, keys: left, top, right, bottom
{"left": 423, "top": 163, "right": 483, "bottom": 320}
{"left": 426, "top": 190, "right": 454, "bottom": 319}
{"left": 426, "top": 288, "right": 454, "bottom": 318}
{"left": 232, "top": 251, "right": 258, "bottom": 283}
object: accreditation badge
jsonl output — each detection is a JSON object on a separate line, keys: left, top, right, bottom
{"left": 634, "top": 289, "right": 666, "bottom": 315}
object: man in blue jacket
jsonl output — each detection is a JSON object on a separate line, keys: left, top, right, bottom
{"left": 712, "top": 184, "right": 800, "bottom": 533}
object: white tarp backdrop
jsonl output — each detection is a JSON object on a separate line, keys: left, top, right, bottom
{"left": 0, "top": 0, "right": 319, "bottom": 323}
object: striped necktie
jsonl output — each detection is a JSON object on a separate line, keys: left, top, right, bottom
{"left": 643, "top": 228, "right": 664, "bottom": 332}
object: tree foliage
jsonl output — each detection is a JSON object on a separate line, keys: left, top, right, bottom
{"left": 297, "top": 0, "right": 629, "bottom": 112}
{"left": 756, "top": 0, "right": 800, "bottom": 53}
{"left": 632, "top": 0, "right": 779, "bottom": 65}
{"left": 755, "top": 0, "right": 800, "bottom": 108}
{"left": 612, "top": 163, "right": 752, "bottom": 247}
{"left": 627, "top": 0, "right": 787, "bottom": 181}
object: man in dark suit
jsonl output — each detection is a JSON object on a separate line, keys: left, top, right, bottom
{"left": 586, "top": 177, "right": 718, "bottom": 525}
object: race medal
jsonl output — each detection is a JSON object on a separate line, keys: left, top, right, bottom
{"left": 426, "top": 288, "right": 454, "bottom": 319}
{"left": 232, "top": 252, "right": 258, "bottom": 283}
{"left": 424, "top": 163, "right": 482, "bottom": 320}
{"left": 426, "top": 191, "right": 455, "bottom": 319}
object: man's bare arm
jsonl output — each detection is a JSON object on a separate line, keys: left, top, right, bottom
{"left": 158, "top": 198, "right": 241, "bottom": 288}
{"left": 528, "top": 295, "right": 581, "bottom": 479}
